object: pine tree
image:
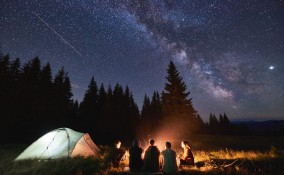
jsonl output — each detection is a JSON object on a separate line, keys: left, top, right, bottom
{"left": 105, "top": 85, "right": 113, "bottom": 120}
{"left": 79, "top": 76, "right": 98, "bottom": 119}
{"left": 18, "top": 57, "right": 42, "bottom": 119}
{"left": 139, "top": 94, "right": 152, "bottom": 137}
{"left": 40, "top": 63, "right": 52, "bottom": 87}
{"left": 195, "top": 113, "right": 204, "bottom": 133}
{"left": 129, "top": 92, "right": 140, "bottom": 137}
{"left": 30, "top": 57, "right": 41, "bottom": 83}
{"left": 63, "top": 74, "right": 72, "bottom": 101}
{"left": 9, "top": 58, "right": 21, "bottom": 81}
{"left": 223, "top": 113, "right": 230, "bottom": 125}
{"left": 222, "top": 113, "right": 231, "bottom": 134}
{"left": 209, "top": 113, "right": 219, "bottom": 134}
{"left": 0, "top": 54, "right": 10, "bottom": 77}
{"left": 39, "top": 63, "right": 53, "bottom": 118}
{"left": 72, "top": 100, "right": 79, "bottom": 118}
{"left": 141, "top": 94, "right": 151, "bottom": 120}
{"left": 121, "top": 85, "right": 139, "bottom": 140}
{"left": 219, "top": 114, "right": 224, "bottom": 125}
{"left": 151, "top": 91, "right": 163, "bottom": 121}
{"left": 8, "top": 58, "right": 21, "bottom": 118}
{"left": 0, "top": 43, "right": 3, "bottom": 58}
{"left": 209, "top": 113, "right": 218, "bottom": 126}
{"left": 0, "top": 55, "right": 11, "bottom": 118}
{"left": 162, "top": 61, "right": 198, "bottom": 134}
{"left": 97, "top": 83, "right": 106, "bottom": 119}
{"left": 113, "top": 83, "right": 127, "bottom": 139}
{"left": 53, "top": 67, "right": 73, "bottom": 120}
{"left": 162, "top": 61, "right": 197, "bottom": 116}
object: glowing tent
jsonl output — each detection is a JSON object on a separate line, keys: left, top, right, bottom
{"left": 15, "top": 128, "right": 101, "bottom": 160}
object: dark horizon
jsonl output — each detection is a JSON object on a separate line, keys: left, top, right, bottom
{"left": 4, "top": 56, "right": 283, "bottom": 146}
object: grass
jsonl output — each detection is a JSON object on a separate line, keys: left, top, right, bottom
{"left": 0, "top": 144, "right": 110, "bottom": 175}
{"left": 2, "top": 157, "right": 102, "bottom": 175}
{"left": 1, "top": 135, "right": 284, "bottom": 175}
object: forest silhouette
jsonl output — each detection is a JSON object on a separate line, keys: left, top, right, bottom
{"left": 0, "top": 55, "right": 257, "bottom": 145}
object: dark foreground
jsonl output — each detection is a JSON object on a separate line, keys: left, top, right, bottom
{"left": 1, "top": 150, "right": 284, "bottom": 175}
{"left": 1, "top": 135, "right": 284, "bottom": 175}
{"left": 111, "top": 158, "right": 284, "bottom": 175}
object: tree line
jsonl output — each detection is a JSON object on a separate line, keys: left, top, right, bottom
{"left": 204, "top": 113, "right": 250, "bottom": 135}
{"left": 0, "top": 55, "right": 140, "bottom": 144}
{"left": 0, "top": 54, "right": 251, "bottom": 144}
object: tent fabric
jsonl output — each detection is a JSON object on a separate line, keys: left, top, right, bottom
{"left": 15, "top": 128, "right": 100, "bottom": 160}
{"left": 71, "top": 133, "right": 100, "bottom": 157}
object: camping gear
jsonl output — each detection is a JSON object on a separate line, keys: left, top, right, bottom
{"left": 15, "top": 127, "right": 100, "bottom": 160}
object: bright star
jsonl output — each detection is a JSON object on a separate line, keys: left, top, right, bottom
{"left": 269, "top": 66, "right": 274, "bottom": 70}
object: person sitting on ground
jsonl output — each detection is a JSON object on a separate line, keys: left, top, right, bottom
{"left": 179, "top": 140, "right": 194, "bottom": 166}
{"left": 129, "top": 139, "right": 144, "bottom": 172}
{"left": 161, "top": 141, "right": 178, "bottom": 174}
{"left": 143, "top": 139, "right": 160, "bottom": 172}
{"left": 109, "top": 140, "right": 126, "bottom": 168}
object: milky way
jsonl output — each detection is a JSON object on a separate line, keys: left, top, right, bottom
{"left": 1, "top": 0, "right": 284, "bottom": 121}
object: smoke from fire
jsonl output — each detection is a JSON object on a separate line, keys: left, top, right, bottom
{"left": 137, "top": 117, "right": 195, "bottom": 155}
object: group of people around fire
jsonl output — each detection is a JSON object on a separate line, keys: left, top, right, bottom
{"left": 107, "top": 139, "right": 195, "bottom": 174}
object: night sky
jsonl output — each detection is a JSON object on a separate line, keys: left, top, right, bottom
{"left": 1, "top": 0, "right": 283, "bottom": 121}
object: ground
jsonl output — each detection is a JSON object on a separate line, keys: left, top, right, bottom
{"left": 1, "top": 135, "right": 284, "bottom": 175}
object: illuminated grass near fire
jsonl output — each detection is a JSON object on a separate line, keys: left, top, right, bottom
{"left": 1, "top": 135, "right": 284, "bottom": 174}
{"left": 110, "top": 148, "right": 284, "bottom": 174}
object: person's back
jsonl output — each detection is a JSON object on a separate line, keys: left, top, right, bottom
{"left": 109, "top": 140, "right": 126, "bottom": 168}
{"left": 161, "top": 142, "right": 178, "bottom": 174}
{"left": 129, "top": 140, "right": 143, "bottom": 172}
{"left": 143, "top": 139, "right": 160, "bottom": 172}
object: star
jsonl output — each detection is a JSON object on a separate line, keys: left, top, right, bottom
{"left": 0, "top": 0, "right": 283, "bottom": 121}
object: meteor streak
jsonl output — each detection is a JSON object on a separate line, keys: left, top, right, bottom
{"left": 33, "top": 12, "right": 83, "bottom": 57}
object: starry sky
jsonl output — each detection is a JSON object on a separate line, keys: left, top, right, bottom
{"left": 1, "top": 0, "right": 284, "bottom": 121}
